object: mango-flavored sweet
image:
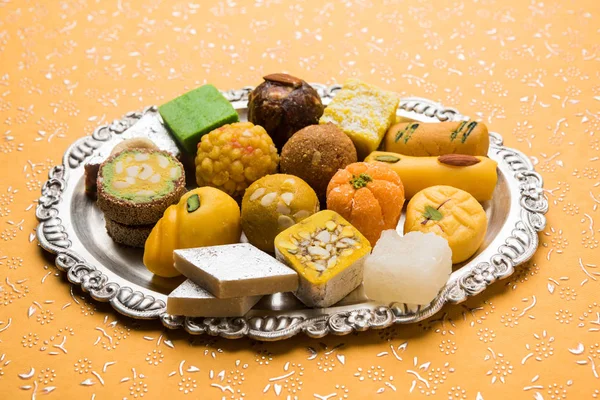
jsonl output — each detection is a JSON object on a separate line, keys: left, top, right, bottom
{"left": 319, "top": 79, "right": 399, "bottom": 159}
{"left": 174, "top": 244, "right": 298, "bottom": 298}
{"left": 384, "top": 120, "right": 489, "bottom": 157}
{"left": 365, "top": 151, "right": 497, "bottom": 201}
{"left": 143, "top": 187, "right": 242, "bottom": 277}
{"left": 167, "top": 280, "right": 261, "bottom": 317}
{"left": 363, "top": 230, "right": 452, "bottom": 305}
{"left": 241, "top": 174, "right": 319, "bottom": 253}
{"left": 97, "top": 149, "right": 186, "bottom": 226}
{"left": 274, "top": 210, "right": 372, "bottom": 308}
{"left": 280, "top": 123, "right": 357, "bottom": 199}
{"left": 159, "top": 84, "right": 239, "bottom": 153}
{"left": 195, "top": 122, "right": 279, "bottom": 199}
{"left": 248, "top": 73, "right": 324, "bottom": 151}
{"left": 326, "top": 162, "right": 405, "bottom": 246}
{"left": 404, "top": 185, "right": 487, "bottom": 264}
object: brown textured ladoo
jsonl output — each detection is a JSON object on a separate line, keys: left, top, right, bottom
{"left": 97, "top": 149, "right": 186, "bottom": 225}
{"left": 280, "top": 123, "right": 357, "bottom": 199}
{"left": 104, "top": 218, "right": 153, "bottom": 248}
{"left": 248, "top": 73, "right": 324, "bottom": 151}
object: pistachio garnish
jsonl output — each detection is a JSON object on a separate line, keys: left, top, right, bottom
{"left": 187, "top": 194, "right": 200, "bottom": 213}
{"left": 375, "top": 155, "right": 401, "bottom": 163}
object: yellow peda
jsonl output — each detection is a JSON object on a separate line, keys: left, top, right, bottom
{"left": 404, "top": 185, "right": 487, "bottom": 264}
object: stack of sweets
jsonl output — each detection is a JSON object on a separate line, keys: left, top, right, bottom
{"left": 97, "top": 148, "right": 186, "bottom": 248}
{"left": 167, "top": 243, "right": 299, "bottom": 317}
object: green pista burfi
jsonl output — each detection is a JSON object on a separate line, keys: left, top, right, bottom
{"left": 159, "top": 84, "right": 239, "bottom": 153}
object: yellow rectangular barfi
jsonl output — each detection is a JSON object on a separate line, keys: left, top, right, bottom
{"left": 274, "top": 210, "right": 372, "bottom": 308}
{"left": 320, "top": 79, "right": 399, "bottom": 159}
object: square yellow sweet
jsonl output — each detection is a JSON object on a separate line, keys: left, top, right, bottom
{"left": 319, "top": 79, "right": 399, "bottom": 159}
{"left": 274, "top": 210, "right": 372, "bottom": 308}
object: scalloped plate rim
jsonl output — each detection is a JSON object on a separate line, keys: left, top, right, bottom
{"left": 35, "top": 84, "right": 548, "bottom": 340}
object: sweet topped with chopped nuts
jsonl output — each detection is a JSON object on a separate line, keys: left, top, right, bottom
{"left": 97, "top": 148, "right": 186, "bottom": 226}
{"left": 274, "top": 210, "right": 371, "bottom": 308}
{"left": 277, "top": 220, "right": 363, "bottom": 274}
{"left": 241, "top": 174, "right": 319, "bottom": 253}
{"left": 100, "top": 149, "right": 182, "bottom": 201}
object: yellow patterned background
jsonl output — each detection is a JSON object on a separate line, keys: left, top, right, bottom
{"left": 1, "top": 0, "right": 599, "bottom": 398}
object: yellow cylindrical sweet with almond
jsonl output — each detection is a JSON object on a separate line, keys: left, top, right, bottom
{"left": 383, "top": 120, "right": 489, "bottom": 157}
{"left": 364, "top": 151, "right": 497, "bottom": 201}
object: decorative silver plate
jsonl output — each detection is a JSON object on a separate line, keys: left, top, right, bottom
{"left": 36, "top": 84, "right": 548, "bottom": 341}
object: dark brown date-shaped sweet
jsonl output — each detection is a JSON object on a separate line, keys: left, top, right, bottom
{"left": 248, "top": 73, "right": 324, "bottom": 151}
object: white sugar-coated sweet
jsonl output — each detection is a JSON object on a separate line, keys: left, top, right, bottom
{"left": 363, "top": 230, "right": 452, "bottom": 306}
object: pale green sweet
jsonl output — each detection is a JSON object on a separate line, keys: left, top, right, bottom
{"left": 159, "top": 84, "right": 239, "bottom": 153}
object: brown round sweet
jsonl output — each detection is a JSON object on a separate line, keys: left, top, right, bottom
{"left": 248, "top": 73, "right": 324, "bottom": 151}
{"left": 280, "top": 124, "right": 357, "bottom": 199}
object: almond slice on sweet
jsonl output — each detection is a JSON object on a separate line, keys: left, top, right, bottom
{"left": 438, "top": 154, "right": 481, "bottom": 167}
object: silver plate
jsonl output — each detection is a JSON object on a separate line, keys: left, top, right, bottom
{"left": 36, "top": 84, "right": 548, "bottom": 341}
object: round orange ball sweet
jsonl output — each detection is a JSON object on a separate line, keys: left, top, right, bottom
{"left": 326, "top": 162, "right": 405, "bottom": 246}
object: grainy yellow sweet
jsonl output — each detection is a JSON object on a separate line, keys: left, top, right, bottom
{"left": 365, "top": 151, "right": 497, "bottom": 201}
{"left": 404, "top": 186, "right": 487, "bottom": 264}
{"left": 195, "top": 122, "right": 279, "bottom": 199}
{"left": 319, "top": 79, "right": 399, "bottom": 159}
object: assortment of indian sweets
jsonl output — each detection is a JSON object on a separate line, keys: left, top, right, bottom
{"left": 84, "top": 74, "right": 500, "bottom": 317}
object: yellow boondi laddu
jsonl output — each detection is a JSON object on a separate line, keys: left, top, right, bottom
{"left": 319, "top": 79, "right": 399, "bottom": 159}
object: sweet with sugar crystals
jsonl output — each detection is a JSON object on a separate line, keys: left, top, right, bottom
{"left": 363, "top": 230, "right": 452, "bottom": 306}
